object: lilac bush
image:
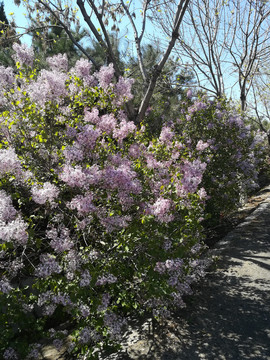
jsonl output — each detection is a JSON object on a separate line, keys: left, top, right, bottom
{"left": 172, "top": 94, "right": 266, "bottom": 222}
{"left": 0, "top": 44, "right": 209, "bottom": 359}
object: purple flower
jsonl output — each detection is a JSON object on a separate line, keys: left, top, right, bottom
{"left": 196, "top": 140, "right": 209, "bottom": 151}
{"left": 0, "top": 148, "right": 23, "bottom": 178}
{"left": 63, "top": 145, "right": 84, "bottom": 162}
{"left": 176, "top": 159, "right": 207, "bottom": 195}
{"left": 79, "top": 270, "right": 92, "bottom": 287}
{"left": 0, "top": 192, "right": 29, "bottom": 245}
{"left": 103, "top": 163, "right": 141, "bottom": 194}
{"left": 52, "top": 339, "right": 63, "bottom": 352}
{"left": 159, "top": 126, "right": 175, "bottom": 144}
{"left": 84, "top": 107, "right": 100, "bottom": 124}
{"left": 59, "top": 165, "right": 87, "bottom": 188}
{"left": 113, "top": 76, "right": 134, "bottom": 105}
{"left": 76, "top": 124, "right": 101, "bottom": 149}
{"left": 79, "top": 327, "right": 100, "bottom": 344}
{"left": 198, "top": 187, "right": 208, "bottom": 200}
{"left": 0, "top": 278, "right": 12, "bottom": 294}
{"left": 79, "top": 304, "right": 91, "bottom": 318}
{"left": 28, "top": 70, "right": 68, "bottom": 106}
{"left": 96, "top": 63, "right": 114, "bottom": 89}
{"left": 98, "top": 114, "right": 117, "bottom": 134}
{"left": 47, "top": 53, "right": 68, "bottom": 72}
{"left": 31, "top": 182, "right": 59, "bottom": 205}
{"left": 69, "top": 193, "right": 96, "bottom": 215}
{"left": 100, "top": 214, "right": 132, "bottom": 232}
{"left": 0, "top": 66, "right": 14, "bottom": 88}
{"left": 73, "top": 58, "right": 92, "bottom": 77}
{"left": 128, "top": 143, "right": 141, "bottom": 158}
{"left": 96, "top": 274, "right": 117, "bottom": 286}
{"left": 150, "top": 197, "right": 174, "bottom": 223}
{"left": 97, "top": 293, "right": 111, "bottom": 312}
{"left": 47, "top": 227, "right": 74, "bottom": 253}
{"left": 104, "top": 312, "right": 127, "bottom": 339}
{"left": 52, "top": 292, "right": 73, "bottom": 307}
{"left": 12, "top": 43, "right": 34, "bottom": 66}
{"left": 113, "top": 119, "right": 136, "bottom": 142}
{"left": 35, "top": 254, "right": 62, "bottom": 278}
{"left": 186, "top": 88, "right": 192, "bottom": 99}
{"left": 0, "top": 190, "right": 17, "bottom": 222}
{"left": 3, "top": 347, "right": 18, "bottom": 360}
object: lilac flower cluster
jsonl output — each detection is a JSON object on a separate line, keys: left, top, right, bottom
{"left": 0, "top": 217, "right": 28, "bottom": 246}
{"left": 79, "top": 303, "right": 91, "bottom": 318}
{"left": 113, "top": 76, "right": 134, "bottom": 105}
{"left": 0, "top": 277, "right": 12, "bottom": 294}
{"left": 79, "top": 269, "right": 92, "bottom": 287}
{"left": 0, "top": 148, "right": 23, "bottom": 178}
{"left": 159, "top": 126, "right": 175, "bottom": 144}
{"left": 103, "top": 312, "right": 127, "bottom": 339}
{"left": 154, "top": 258, "right": 184, "bottom": 275}
{"left": 113, "top": 119, "right": 136, "bottom": 142}
{"left": 69, "top": 193, "right": 96, "bottom": 215}
{"left": 3, "top": 347, "right": 18, "bottom": 360}
{"left": 0, "top": 66, "right": 14, "bottom": 88}
{"left": 28, "top": 69, "right": 68, "bottom": 106}
{"left": 196, "top": 140, "right": 209, "bottom": 151}
{"left": 0, "top": 190, "right": 17, "bottom": 222}
{"left": 79, "top": 326, "right": 100, "bottom": 344}
{"left": 59, "top": 164, "right": 88, "bottom": 188}
{"left": 35, "top": 254, "right": 62, "bottom": 278}
{"left": 150, "top": 197, "right": 174, "bottom": 223}
{"left": 47, "top": 53, "right": 68, "bottom": 72}
{"left": 176, "top": 159, "right": 207, "bottom": 195}
{"left": 12, "top": 43, "right": 34, "bottom": 67}
{"left": 31, "top": 182, "right": 59, "bottom": 205}
{"left": 0, "top": 190, "right": 28, "bottom": 246}
{"left": 46, "top": 226, "right": 74, "bottom": 253}
{"left": 26, "top": 343, "right": 42, "bottom": 360}
{"left": 103, "top": 164, "right": 142, "bottom": 194}
{"left": 96, "top": 274, "right": 117, "bottom": 286}
{"left": 95, "top": 63, "right": 114, "bottom": 89}
{"left": 97, "top": 292, "right": 111, "bottom": 312}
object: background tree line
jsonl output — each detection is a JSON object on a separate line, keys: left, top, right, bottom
{"left": 1, "top": 0, "right": 270, "bottom": 136}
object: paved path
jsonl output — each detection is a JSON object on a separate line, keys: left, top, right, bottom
{"left": 115, "top": 187, "right": 270, "bottom": 360}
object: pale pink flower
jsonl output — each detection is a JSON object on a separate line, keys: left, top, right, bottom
{"left": 196, "top": 140, "right": 209, "bottom": 151}
{"left": 31, "top": 182, "right": 59, "bottom": 205}
{"left": 47, "top": 53, "right": 68, "bottom": 72}
{"left": 96, "top": 63, "right": 114, "bottom": 89}
{"left": 150, "top": 197, "right": 174, "bottom": 223}
{"left": 12, "top": 43, "right": 34, "bottom": 66}
{"left": 159, "top": 126, "right": 175, "bottom": 144}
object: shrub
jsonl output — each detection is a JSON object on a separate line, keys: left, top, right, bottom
{"left": 171, "top": 94, "right": 266, "bottom": 223}
{"left": 0, "top": 46, "right": 208, "bottom": 359}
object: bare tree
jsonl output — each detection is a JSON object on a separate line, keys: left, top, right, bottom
{"left": 157, "top": 0, "right": 270, "bottom": 111}
{"left": 248, "top": 64, "right": 270, "bottom": 145}
{"left": 12, "top": 0, "right": 191, "bottom": 124}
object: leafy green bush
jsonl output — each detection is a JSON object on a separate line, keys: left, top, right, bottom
{"left": 0, "top": 46, "right": 208, "bottom": 359}
{"left": 172, "top": 95, "right": 266, "bottom": 223}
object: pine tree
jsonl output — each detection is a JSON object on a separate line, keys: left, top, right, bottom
{"left": 0, "top": 1, "right": 16, "bottom": 66}
{"left": 128, "top": 44, "right": 195, "bottom": 132}
{"left": 30, "top": 15, "right": 87, "bottom": 69}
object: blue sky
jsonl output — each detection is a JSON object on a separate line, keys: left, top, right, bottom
{"left": 1, "top": 0, "right": 249, "bottom": 108}
{"left": 2, "top": 0, "right": 156, "bottom": 51}
{"left": 3, "top": 0, "right": 32, "bottom": 44}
